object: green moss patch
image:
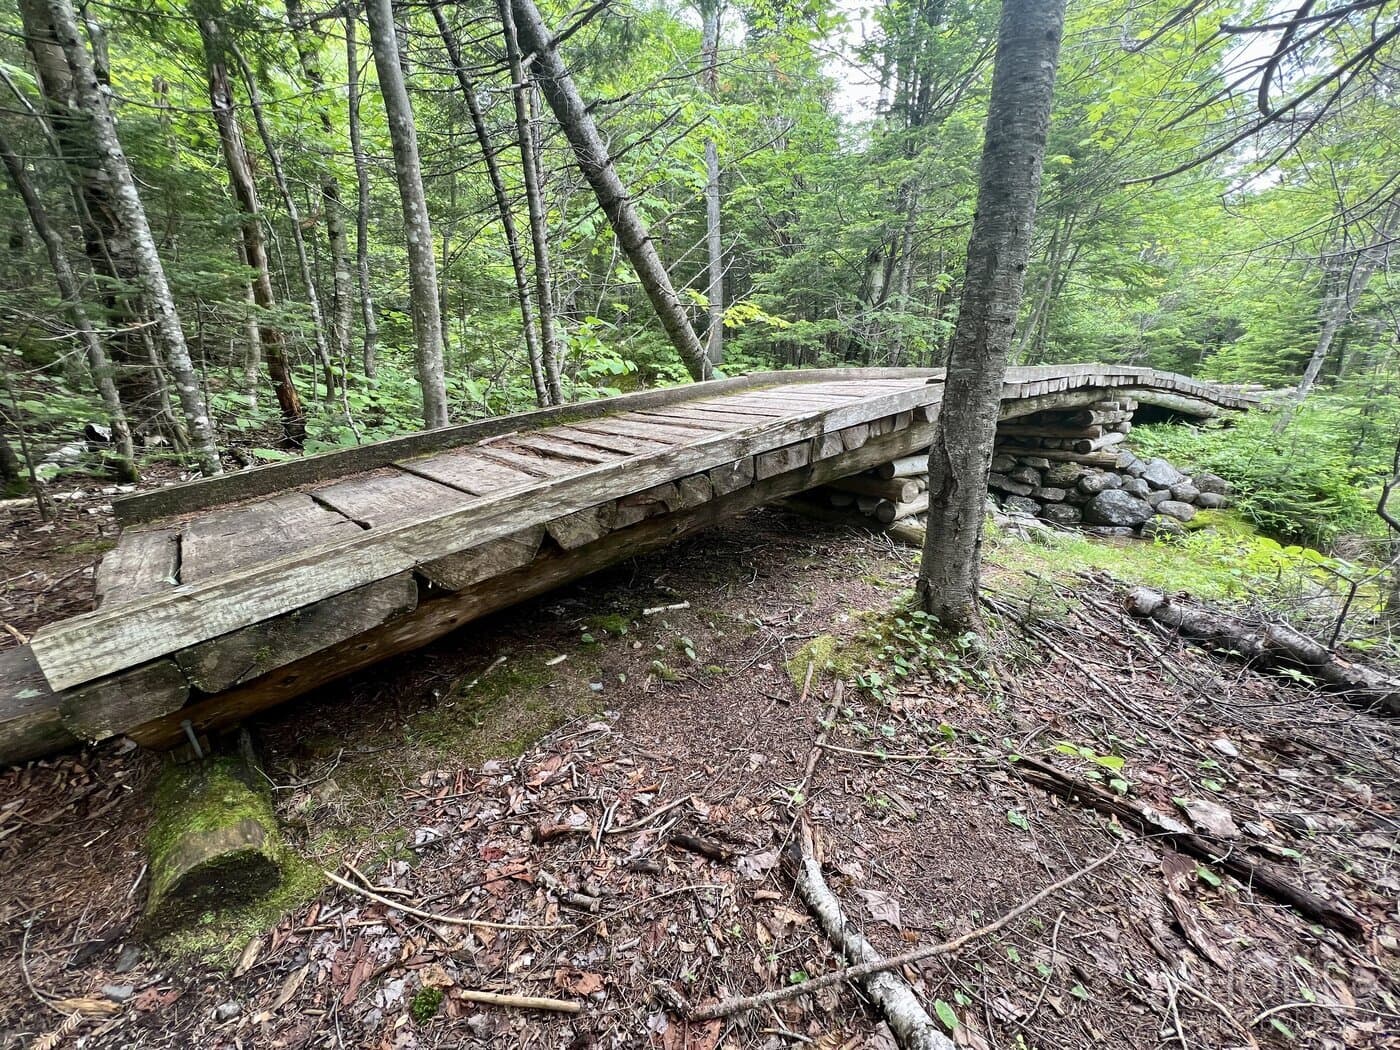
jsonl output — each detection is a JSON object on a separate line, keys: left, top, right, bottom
{"left": 786, "top": 634, "right": 849, "bottom": 689}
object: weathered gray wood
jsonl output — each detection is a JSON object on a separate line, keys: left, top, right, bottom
{"left": 709, "top": 457, "right": 755, "bottom": 496}
{"left": 828, "top": 475, "right": 920, "bottom": 503}
{"left": 0, "top": 646, "right": 75, "bottom": 765}
{"left": 398, "top": 448, "right": 539, "bottom": 494}
{"left": 174, "top": 573, "right": 418, "bottom": 692}
{"left": 546, "top": 424, "right": 671, "bottom": 455}
{"left": 473, "top": 443, "right": 576, "bottom": 477}
{"left": 874, "top": 455, "right": 930, "bottom": 479}
{"left": 95, "top": 528, "right": 178, "bottom": 607}
{"left": 566, "top": 417, "right": 694, "bottom": 445}
{"left": 180, "top": 493, "right": 362, "bottom": 584}
{"left": 505, "top": 433, "right": 622, "bottom": 464}
{"left": 544, "top": 506, "right": 615, "bottom": 550}
{"left": 421, "top": 529, "right": 545, "bottom": 590}
{"left": 58, "top": 658, "right": 189, "bottom": 744}
{"left": 756, "top": 441, "right": 813, "bottom": 480}
{"left": 313, "top": 469, "right": 476, "bottom": 528}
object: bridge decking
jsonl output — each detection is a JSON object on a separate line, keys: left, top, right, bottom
{"left": 1, "top": 366, "right": 1258, "bottom": 764}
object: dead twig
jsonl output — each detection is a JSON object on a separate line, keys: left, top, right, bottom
{"left": 456, "top": 989, "right": 582, "bottom": 1014}
{"left": 324, "top": 870, "right": 565, "bottom": 931}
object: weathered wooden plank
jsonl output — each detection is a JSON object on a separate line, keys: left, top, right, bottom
{"left": 613, "top": 483, "right": 679, "bottom": 528}
{"left": 546, "top": 425, "right": 672, "bottom": 456}
{"left": 399, "top": 449, "right": 540, "bottom": 495}
{"left": 473, "top": 444, "right": 577, "bottom": 477}
{"left": 566, "top": 418, "right": 696, "bottom": 444}
{"left": 756, "top": 441, "right": 813, "bottom": 480}
{"left": 683, "top": 399, "right": 793, "bottom": 418}
{"left": 58, "top": 659, "right": 189, "bottom": 744}
{"left": 505, "top": 433, "right": 623, "bottom": 464}
{"left": 180, "top": 493, "right": 363, "bottom": 584}
{"left": 173, "top": 573, "right": 419, "bottom": 693}
{"left": 709, "top": 457, "right": 755, "bottom": 496}
{"left": 421, "top": 529, "right": 545, "bottom": 590}
{"left": 0, "top": 646, "right": 75, "bottom": 765}
{"left": 95, "top": 528, "right": 178, "bottom": 607}
{"left": 630, "top": 407, "right": 744, "bottom": 430}
{"left": 313, "top": 469, "right": 476, "bottom": 529}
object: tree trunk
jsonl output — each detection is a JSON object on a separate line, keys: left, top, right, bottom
{"left": 364, "top": 0, "right": 450, "bottom": 428}
{"left": 345, "top": 10, "right": 379, "bottom": 380}
{"left": 509, "top": 0, "right": 712, "bottom": 382}
{"left": 919, "top": 0, "right": 1065, "bottom": 631}
{"left": 285, "top": 0, "right": 354, "bottom": 371}
{"left": 18, "top": 0, "right": 161, "bottom": 435}
{"left": 431, "top": 2, "right": 551, "bottom": 407}
{"left": 0, "top": 128, "right": 137, "bottom": 479}
{"left": 193, "top": 4, "right": 307, "bottom": 446}
{"left": 699, "top": 0, "right": 724, "bottom": 371}
{"left": 44, "top": 0, "right": 221, "bottom": 475}
{"left": 229, "top": 37, "right": 338, "bottom": 402}
{"left": 498, "top": 0, "right": 563, "bottom": 404}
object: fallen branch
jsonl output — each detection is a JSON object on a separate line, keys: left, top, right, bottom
{"left": 536, "top": 869, "right": 600, "bottom": 913}
{"left": 1127, "top": 587, "right": 1399, "bottom": 715}
{"left": 1010, "top": 755, "right": 1366, "bottom": 940}
{"left": 682, "top": 838, "right": 1114, "bottom": 1024}
{"left": 324, "top": 870, "right": 564, "bottom": 931}
{"left": 456, "top": 988, "right": 582, "bottom": 1014}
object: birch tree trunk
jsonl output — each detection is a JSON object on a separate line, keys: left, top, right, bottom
{"left": 44, "top": 0, "right": 221, "bottom": 475}
{"left": 432, "top": 2, "right": 550, "bottom": 407}
{"left": 364, "top": 0, "right": 450, "bottom": 428}
{"left": 228, "top": 37, "right": 339, "bottom": 401}
{"left": 699, "top": 0, "right": 724, "bottom": 371}
{"left": 498, "top": 0, "right": 563, "bottom": 404}
{"left": 509, "top": 0, "right": 712, "bottom": 382}
{"left": 193, "top": 5, "right": 308, "bottom": 445}
{"left": 285, "top": 0, "right": 353, "bottom": 370}
{"left": 0, "top": 128, "right": 136, "bottom": 479}
{"left": 919, "top": 0, "right": 1065, "bottom": 631}
{"left": 345, "top": 10, "right": 379, "bottom": 380}
{"left": 18, "top": 0, "right": 160, "bottom": 434}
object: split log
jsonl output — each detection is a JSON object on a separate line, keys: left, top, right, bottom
{"left": 0, "top": 646, "right": 76, "bottom": 764}
{"left": 828, "top": 474, "right": 921, "bottom": 503}
{"left": 1011, "top": 754, "right": 1366, "bottom": 940}
{"left": 872, "top": 493, "right": 929, "bottom": 524}
{"left": 1068, "top": 431, "right": 1126, "bottom": 454}
{"left": 873, "top": 454, "right": 930, "bottom": 479}
{"left": 996, "top": 446, "right": 1120, "bottom": 468}
{"left": 1127, "top": 587, "right": 1399, "bottom": 715}
{"left": 998, "top": 423, "right": 1105, "bottom": 440}
{"left": 145, "top": 754, "right": 283, "bottom": 935}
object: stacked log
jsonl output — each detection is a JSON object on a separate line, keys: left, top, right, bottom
{"left": 805, "top": 398, "right": 1230, "bottom": 539}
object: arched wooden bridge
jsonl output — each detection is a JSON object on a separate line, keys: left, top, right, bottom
{"left": 0, "top": 365, "right": 1259, "bottom": 765}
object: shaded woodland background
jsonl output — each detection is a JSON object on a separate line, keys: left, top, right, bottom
{"left": 1, "top": 0, "right": 1397, "bottom": 552}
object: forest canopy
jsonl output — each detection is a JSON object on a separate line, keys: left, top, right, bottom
{"left": 0, "top": 0, "right": 1395, "bottom": 498}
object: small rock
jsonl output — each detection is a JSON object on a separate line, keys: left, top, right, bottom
{"left": 990, "top": 453, "right": 1019, "bottom": 473}
{"left": 1045, "top": 462, "right": 1089, "bottom": 487}
{"left": 1145, "top": 489, "right": 1172, "bottom": 507}
{"left": 1083, "top": 489, "right": 1153, "bottom": 527}
{"left": 1170, "top": 481, "right": 1201, "bottom": 503}
{"left": 114, "top": 944, "right": 142, "bottom": 974}
{"left": 1121, "top": 457, "right": 1148, "bottom": 478}
{"left": 1141, "top": 457, "right": 1183, "bottom": 489}
{"left": 1155, "top": 499, "right": 1197, "bottom": 522}
{"left": 1180, "top": 798, "right": 1239, "bottom": 839}
{"left": 215, "top": 1001, "right": 242, "bottom": 1023}
{"left": 1009, "top": 466, "right": 1042, "bottom": 487}
{"left": 1030, "top": 486, "right": 1067, "bottom": 503}
{"left": 1017, "top": 455, "right": 1052, "bottom": 470}
{"left": 1077, "top": 471, "right": 1123, "bottom": 495}
{"left": 1141, "top": 516, "right": 1185, "bottom": 539}
{"left": 102, "top": 984, "right": 135, "bottom": 1003}
{"left": 1003, "top": 495, "right": 1042, "bottom": 517}
{"left": 988, "top": 474, "right": 1034, "bottom": 497}
{"left": 1122, "top": 477, "right": 1150, "bottom": 497}
{"left": 1086, "top": 526, "right": 1136, "bottom": 538}
{"left": 1195, "top": 472, "right": 1230, "bottom": 495}
{"left": 1115, "top": 450, "right": 1143, "bottom": 472}
{"left": 1040, "top": 503, "right": 1081, "bottom": 526}
{"left": 1211, "top": 737, "right": 1239, "bottom": 758}
{"left": 1196, "top": 491, "right": 1227, "bottom": 509}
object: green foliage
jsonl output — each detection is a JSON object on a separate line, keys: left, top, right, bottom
{"left": 852, "top": 606, "right": 993, "bottom": 704}
{"left": 409, "top": 987, "right": 444, "bottom": 1025}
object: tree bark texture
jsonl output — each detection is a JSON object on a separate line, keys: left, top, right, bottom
{"left": 699, "top": 0, "right": 724, "bottom": 370}
{"left": 919, "top": 0, "right": 1065, "bottom": 630}
{"left": 344, "top": 10, "right": 379, "bottom": 379}
{"left": 432, "top": 2, "right": 551, "bottom": 407}
{"left": 509, "top": 0, "right": 713, "bottom": 382}
{"left": 194, "top": 6, "right": 308, "bottom": 446}
{"left": 18, "top": 0, "right": 161, "bottom": 433}
{"left": 498, "top": 0, "right": 563, "bottom": 404}
{"left": 44, "top": 0, "right": 221, "bottom": 475}
{"left": 0, "top": 128, "right": 137, "bottom": 478}
{"left": 364, "top": 0, "right": 450, "bottom": 428}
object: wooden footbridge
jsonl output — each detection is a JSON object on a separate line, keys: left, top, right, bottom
{"left": 1, "top": 366, "right": 1258, "bottom": 765}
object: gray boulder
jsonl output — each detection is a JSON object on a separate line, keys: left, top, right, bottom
{"left": 1115, "top": 450, "right": 1142, "bottom": 471}
{"left": 1195, "top": 472, "right": 1230, "bottom": 495}
{"left": 1122, "top": 477, "right": 1151, "bottom": 498}
{"left": 990, "top": 453, "right": 1019, "bottom": 473}
{"left": 1142, "top": 516, "right": 1187, "bottom": 539}
{"left": 989, "top": 473, "right": 1034, "bottom": 497}
{"left": 1156, "top": 499, "right": 1197, "bottom": 522}
{"left": 1018, "top": 455, "right": 1052, "bottom": 470}
{"left": 1087, "top": 526, "right": 1137, "bottom": 538}
{"left": 1121, "top": 457, "right": 1148, "bottom": 478}
{"left": 1145, "top": 489, "right": 1172, "bottom": 507}
{"left": 1170, "top": 481, "right": 1200, "bottom": 503}
{"left": 1045, "top": 462, "right": 1089, "bottom": 487}
{"left": 1063, "top": 488, "right": 1089, "bottom": 505}
{"left": 1009, "top": 466, "right": 1043, "bottom": 487}
{"left": 1040, "top": 503, "right": 1082, "bottom": 526}
{"left": 1031, "top": 486, "right": 1068, "bottom": 503}
{"left": 1002, "top": 496, "right": 1042, "bottom": 517}
{"left": 1083, "top": 489, "right": 1154, "bottom": 527}
{"left": 1142, "top": 458, "right": 1183, "bottom": 489}
{"left": 1196, "top": 491, "right": 1227, "bottom": 509}
{"left": 1078, "top": 472, "right": 1123, "bottom": 495}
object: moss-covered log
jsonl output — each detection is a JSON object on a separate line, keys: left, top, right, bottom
{"left": 145, "top": 756, "right": 283, "bottom": 935}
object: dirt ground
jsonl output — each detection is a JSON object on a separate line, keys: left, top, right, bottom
{"left": 1, "top": 503, "right": 1398, "bottom": 1049}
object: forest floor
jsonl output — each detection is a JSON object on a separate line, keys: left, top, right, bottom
{"left": 1, "top": 495, "right": 1398, "bottom": 1050}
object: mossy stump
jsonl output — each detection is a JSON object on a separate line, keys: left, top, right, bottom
{"left": 144, "top": 757, "right": 283, "bottom": 936}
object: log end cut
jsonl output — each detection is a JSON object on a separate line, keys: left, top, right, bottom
{"left": 144, "top": 757, "right": 283, "bottom": 936}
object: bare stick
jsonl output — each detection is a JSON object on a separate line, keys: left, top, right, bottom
{"left": 324, "top": 870, "right": 564, "bottom": 931}
{"left": 457, "top": 989, "right": 583, "bottom": 1014}
{"left": 686, "top": 849, "right": 1115, "bottom": 1020}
